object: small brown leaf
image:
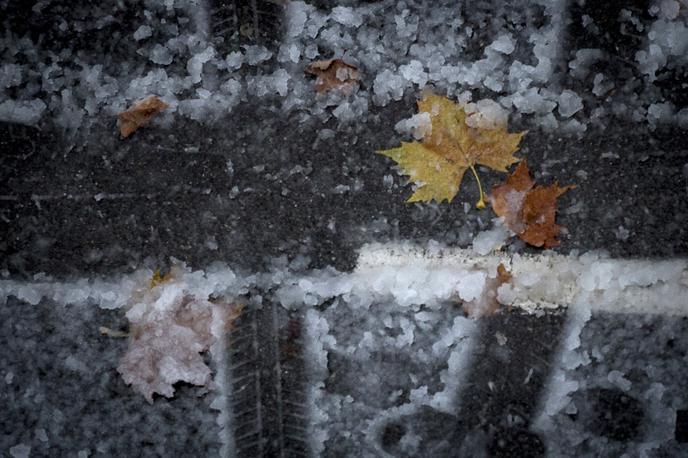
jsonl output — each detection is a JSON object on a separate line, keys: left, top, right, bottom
{"left": 496, "top": 263, "right": 512, "bottom": 285}
{"left": 490, "top": 160, "right": 575, "bottom": 248}
{"left": 489, "top": 161, "right": 533, "bottom": 233}
{"left": 464, "top": 263, "right": 514, "bottom": 318}
{"left": 520, "top": 184, "right": 575, "bottom": 248}
{"left": 149, "top": 268, "right": 172, "bottom": 289}
{"left": 118, "top": 95, "right": 169, "bottom": 138}
{"left": 305, "top": 59, "right": 360, "bottom": 94}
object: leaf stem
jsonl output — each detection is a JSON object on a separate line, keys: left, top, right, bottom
{"left": 99, "top": 326, "right": 129, "bottom": 338}
{"left": 449, "top": 117, "right": 487, "bottom": 210}
{"left": 469, "top": 165, "right": 486, "bottom": 209}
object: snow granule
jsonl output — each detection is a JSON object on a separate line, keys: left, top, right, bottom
{"left": 465, "top": 99, "right": 509, "bottom": 129}
{"left": 244, "top": 45, "right": 272, "bottom": 65}
{"left": 225, "top": 51, "right": 243, "bottom": 70}
{"left": 330, "top": 6, "right": 363, "bottom": 28}
{"left": 278, "top": 43, "right": 301, "bottom": 63}
{"left": 0, "top": 99, "right": 46, "bottom": 125}
{"left": 35, "top": 428, "right": 48, "bottom": 442}
{"left": 187, "top": 46, "right": 216, "bottom": 84}
{"left": 472, "top": 220, "right": 512, "bottom": 255}
{"left": 0, "top": 63, "right": 22, "bottom": 88}
{"left": 248, "top": 69, "right": 291, "bottom": 97}
{"left": 647, "top": 102, "right": 675, "bottom": 125}
{"left": 9, "top": 444, "right": 31, "bottom": 458}
{"left": 399, "top": 60, "right": 428, "bottom": 87}
{"left": 659, "top": 0, "right": 680, "bottom": 20}
{"left": 607, "top": 370, "right": 632, "bottom": 391}
{"left": 133, "top": 25, "right": 152, "bottom": 41}
{"left": 592, "top": 73, "right": 613, "bottom": 97}
{"left": 150, "top": 44, "right": 173, "bottom": 66}
{"left": 285, "top": 1, "right": 311, "bottom": 38}
{"left": 394, "top": 112, "right": 432, "bottom": 140}
{"left": 373, "top": 69, "right": 406, "bottom": 103}
{"left": 489, "top": 34, "right": 515, "bottom": 54}
{"left": 558, "top": 90, "right": 584, "bottom": 118}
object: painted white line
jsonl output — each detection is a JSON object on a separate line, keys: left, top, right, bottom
{"left": 2, "top": 246, "right": 687, "bottom": 316}
{"left": 356, "top": 243, "right": 688, "bottom": 316}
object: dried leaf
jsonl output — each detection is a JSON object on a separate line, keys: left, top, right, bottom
{"left": 496, "top": 263, "right": 513, "bottom": 284}
{"left": 305, "top": 59, "right": 360, "bottom": 94}
{"left": 118, "top": 95, "right": 168, "bottom": 138}
{"left": 118, "top": 265, "right": 245, "bottom": 403}
{"left": 464, "top": 263, "right": 513, "bottom": 318}
{"left": 378, "top": 93, "right": 526, "bottom": 204}
{"left": 490, "top": 161, "right": 534, "bottom": 233}
{"left": 149, "top": 268, "right": 172, "bottom": 289}
{"left": 490, "top": 160, "right": 576, "bottom": 248}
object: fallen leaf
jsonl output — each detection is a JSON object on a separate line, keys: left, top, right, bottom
{"left": 490, "top": 160, "right": 534, "bottom": 233}
{"left": 149, "top": 268, "right": 172, "bottom": 289}
{"left": 118, "top": 95, "right": 169, "bottom": 138}
{"left": 119, "top": 264, "right": 245, "bottom": 403}
{"left": 305, "top": 59, "right": 360, "bottom": 94}
{"left": 378, "top": 93, "right": 526, "bottom": 205}
{"left": 496, "top": 263, "right": 513, "bottom": 284}
{"left": 464, "top": 263, "right": 513, "bottom": 318}
{"left": 490, "top": 160, "right": 575, "bottom": 248}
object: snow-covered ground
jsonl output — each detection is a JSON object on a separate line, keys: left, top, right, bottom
{"left": 2, "top": 1, "right": 688, "bottom": 456}
{"left": 2, "top": 244, "right": 686, "bottom": 456}
{"left": 1, "top": 0, "right": 687, "bottom": 131}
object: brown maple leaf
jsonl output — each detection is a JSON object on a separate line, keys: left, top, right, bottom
{"left": 305, "top": 59, "right": 360, "bottom": 94}
{"left": 496, "top": 263, "right": 512, "bottom": 284}
{"left": 464, "top": 262, "right": 513, "bottom": 317}
{"left": 490, "top": 160, "right": 575, "bottom": 248}
{"left": 118, "top": 95, "right": 169, "bottom": 138}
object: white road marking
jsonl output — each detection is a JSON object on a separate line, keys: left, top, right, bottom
{"left": 357, "top": 243, "right": 688, "bottom": 316}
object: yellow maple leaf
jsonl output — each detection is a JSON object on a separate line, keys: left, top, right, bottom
{"left": 378, "top": 94, "right": 526, "bottom": 205}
